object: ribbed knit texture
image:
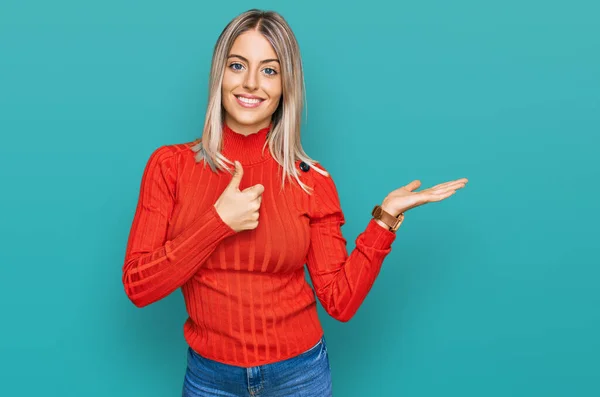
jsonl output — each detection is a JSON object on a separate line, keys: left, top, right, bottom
{"left": 122, "top": 124, "right": 397, "bottom": 367}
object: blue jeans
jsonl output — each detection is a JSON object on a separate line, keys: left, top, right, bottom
{"left": 182, "top": 335, "right": 333, "bottom": 396}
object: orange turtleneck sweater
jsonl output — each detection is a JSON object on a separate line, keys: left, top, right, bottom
{"left": 122, "top": 124, "right": 397, "bottom": 367}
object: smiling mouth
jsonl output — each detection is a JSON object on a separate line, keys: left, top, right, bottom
{"left": 235, "top": 95, "right": 265, "bottom": 108}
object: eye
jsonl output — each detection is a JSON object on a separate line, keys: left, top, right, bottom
{"left": 229, "top": 62, "right": 244, "bottom": 71}
{"left": 263, "top": 67, "right": 278, "bottom": 76}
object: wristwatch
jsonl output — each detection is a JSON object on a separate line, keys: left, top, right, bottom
{"left": 371, "top": 205, "right": 404, "bottom": 232}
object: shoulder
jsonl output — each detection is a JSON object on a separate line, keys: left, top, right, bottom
{"left": 145, "top": 140, "right": 197, "bottom": 167}
{"left": 295, "top": 160, "right": 336, "bottom": 191}
{"left": 296, "top": 159, "right": 342, "bottom": 205}
{"left": 138, "top": 141, "right": 199, "bottom": 185}
{"left": 298, "top": 160, "right": 344, "bottom": 220}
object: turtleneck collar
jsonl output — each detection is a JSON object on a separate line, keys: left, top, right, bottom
{"left": 221, "top": 123, "right": 272, "bottom": 165}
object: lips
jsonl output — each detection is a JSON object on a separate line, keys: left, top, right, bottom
{"left": 235, "top": 94, "right": 265, "bottom": 109}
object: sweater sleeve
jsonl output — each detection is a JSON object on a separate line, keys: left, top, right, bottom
{"left": 305, "top": 166, "right": 397, "bottom": 322}
{"left": 122, "top": 146, "right": 236, "bottom": 308}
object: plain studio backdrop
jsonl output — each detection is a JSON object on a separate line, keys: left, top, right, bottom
{"left": 0, "top": 1, "right": 598, "bottom": 396}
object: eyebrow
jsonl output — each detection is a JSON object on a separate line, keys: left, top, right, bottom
{"left": 228, "top": 54, "right": 280, "bottom": 64}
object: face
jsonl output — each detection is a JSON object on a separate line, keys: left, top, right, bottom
{"left": 222, "top": 30, "right": 282, "bottom": 136}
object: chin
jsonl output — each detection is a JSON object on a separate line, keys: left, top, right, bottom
{"left": 226, "top": 107, "right": 272, "bottom": 128}
{"left": 230, "top": 113, "right": 267, "bottom": 127}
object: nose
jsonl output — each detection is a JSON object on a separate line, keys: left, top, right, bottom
{"left": 243, "top": 69, "right": 258, "bottom": 91}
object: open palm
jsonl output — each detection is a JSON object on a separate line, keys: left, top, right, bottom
{"left": 382, "top": 178, "right": 469, "bottom": 216}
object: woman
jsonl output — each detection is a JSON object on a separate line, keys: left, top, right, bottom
{"left": 122, "top": 9, "right": 467, "bottom": 397}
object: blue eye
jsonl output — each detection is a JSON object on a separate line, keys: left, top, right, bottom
{"left": 263, "top": 68, "right": 277, "bottom": 76}
{"left": 230, "top": 62, "right": 244, "bottom": 71}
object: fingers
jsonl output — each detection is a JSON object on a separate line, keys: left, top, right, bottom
{"left": 390, "top": 180, "right": 420, "bottom": 195}
{"left": 428, "top": 190, "right": 456, "bottom": 202}
{"left": 430, "top": 185, "right": 465, "bottom": 199}
{"left": 425, "top": 180, "right": 467, "bottom": 196}
{"left": 418, "top": 178, "right": 467, "bottom": 203}
{"left": 242, "top": 183, "right": 265, "bottom": 199}
{"left": 255, "top": 192, "right": 263, "bottom": 207}
{"left": 403, "top": 179, "right": 466, "bottom": 196}
{"left": 399, "top": 178, "right": 466, "bottom": 194}
{"left": 432, "top": 186, "right": 461, "bottom": 196}
{"left": 433, "top": 178, "right": 469, "bottom": 190}
{"left": 425, "top": 181, "right": 466, "bottom": 202}
{"left": 242, "top": 184, "right": 264, "bottom": 215}
{"left": 403, "top": 180, "right": 422, "bottom": 192}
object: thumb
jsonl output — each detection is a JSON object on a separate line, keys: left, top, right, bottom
{"left": 404, "top": 180, "right": 421, "bottom": 192}
{"left": 228, "top": 161, "right": 243, "bottom": 190}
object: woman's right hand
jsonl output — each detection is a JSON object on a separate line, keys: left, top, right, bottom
{"left": 214, "top": 161, "right": 264, "bottom": 233}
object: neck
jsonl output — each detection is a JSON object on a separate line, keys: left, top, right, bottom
{"left": 221, "top": 123, "right": 272, "bottom": 166}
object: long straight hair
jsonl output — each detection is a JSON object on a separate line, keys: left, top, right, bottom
{"left": 190, "top": 9, "right": 327, "bottom": 194}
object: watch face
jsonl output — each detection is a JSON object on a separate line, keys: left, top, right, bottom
{"left": 392, "top": 217, "right": 404, "bottom": 231}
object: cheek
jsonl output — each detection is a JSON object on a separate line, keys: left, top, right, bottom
{"left": 265, "top": 80, "right": 282, "bottom": 103}
{"left": 221, "top": 70, "right": 241, "bottom": 93}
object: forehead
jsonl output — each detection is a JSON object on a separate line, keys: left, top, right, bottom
{"left": 229, "top": 30, "right": 277, "bottom": 59}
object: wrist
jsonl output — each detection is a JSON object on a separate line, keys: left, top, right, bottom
{"left": 380, "top": 204, "right": 394, "bottom": 217}
{"left": 371, "top": 204, "right": 404, "bottom": 232}
{"left": 374, "top": 218, "right": 393, "bottom": 231}
{"left": 380, "top": 197, "right": 397, "bottom": 216}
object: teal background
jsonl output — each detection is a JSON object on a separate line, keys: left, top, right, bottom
{"left": 1, "top": 0, "right": 598, "bottom": 395}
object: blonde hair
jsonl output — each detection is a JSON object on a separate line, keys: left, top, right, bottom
{"left": 190, "top": 9, "right": 327, "bottom": 194}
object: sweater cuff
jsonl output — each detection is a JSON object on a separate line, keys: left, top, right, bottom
{"left": 168, "top": 204, "right": 237, "bottom": 255}
{"left": 208, "top": 204, "right": 237, "bottom": 235}
{"left": 358, "top": 218, "right": 397, "bottom": 249}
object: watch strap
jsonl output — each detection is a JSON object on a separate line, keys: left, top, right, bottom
{"left": 372, "top": 205, "right": 404, "bottom": 232}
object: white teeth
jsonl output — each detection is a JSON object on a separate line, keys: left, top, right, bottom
{"left": 237, "top": 96, "right": 262, "bottom": 104}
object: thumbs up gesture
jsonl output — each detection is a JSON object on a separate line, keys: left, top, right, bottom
{"left": 214, "top": 161, "right": 264, "bottom": 233}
